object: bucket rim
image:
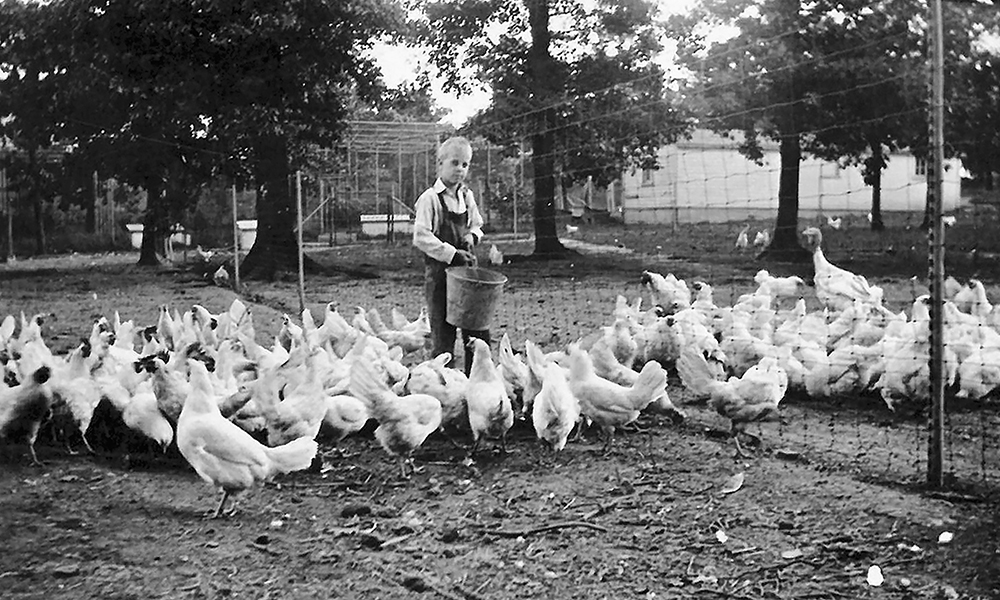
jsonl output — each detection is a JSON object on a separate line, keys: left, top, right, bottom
{"left": 445, "top": 266, "right": 508, "bottom": 285}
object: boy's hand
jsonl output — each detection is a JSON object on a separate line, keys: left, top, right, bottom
{"left": 451, "top": 250, "right": 475, "bottom": 266}
{"left": 463, "top": 233, "right": 477, "bottom": 249}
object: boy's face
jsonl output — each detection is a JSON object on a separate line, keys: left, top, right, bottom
{"left": 439, "top": 146, "right": 472, "bottom": 187}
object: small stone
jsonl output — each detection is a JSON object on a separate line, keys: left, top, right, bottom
{"left": 439, "top": 527, "right": 461, "bottom": 543}
{"left": 52, "top": 564, "right": 80, "bottom": 578}
{"left": 254, "top": 534, "right": 270, "bottom": 546}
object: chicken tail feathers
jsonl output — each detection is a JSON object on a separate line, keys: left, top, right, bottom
{"left": 627, "top": 360, "right": 667, "bottom": 411}
{"left": 676, "top": 346, "right": 718, "bottom": 399}
{"left": 348, "top": 348, "right": 389, "bottom": 411}
{"left": 264, "top": 436, "right": 319, "bottom": 476}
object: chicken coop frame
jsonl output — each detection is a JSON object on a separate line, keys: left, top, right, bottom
{"left": 306, "top": 121, "right": 453, "bottom": 243}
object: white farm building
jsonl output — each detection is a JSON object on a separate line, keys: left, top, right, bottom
{"left": 609, "top": 129, "right": 962, "bottom": 225}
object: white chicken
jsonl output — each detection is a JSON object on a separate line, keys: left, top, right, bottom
{"left": 49, "top": 342, "right": 104, "bottom": 453}
{"left": 177, "top": 360, "right": 318, "bottom": 518}
{"left": 641, "top": 270, "right": 691, "bottom": 312}
{"left": 364, "top": 307, "right": 429, "bottom": 354}
{"left": 464, "top": 338, "right": 514, "bottom": 454}
{"left": 496, "top": 332, "right": 529, "bottom": 409}
{"left": 349, "top": 339, "right": 442, "bottom": 478}
{"left": 801, "top": 227, "right": 883, "bottom": 311}
{"left": 531, "top": 361, "right": 581, "bottom": 453}
{"left": 565, "top": 343, "right": 667, "bottom": 453}
{"left": 676, "top": 348, "right": 788, "bottom": 457}
{"left": 0, "top": 365, "right": 54, "bottom": 464}
{"left": 213, "top": 265, "right": 230, "bottom": 287}
{"left": 119, "top": 379, "right": 174, "bottom": 451}
{"left": 735, "top": 224, "right": 750, "bottom": 250}
{"left": 399, "top": 352, "right": 468, "bottom": 430}
{"left": 321, "top": 394, "right": 370, "bottom": 445}
{"left": 753, "top": 269, "right": 806, "bottom": 301}
{"left": 488, "top": 244, "right": 504, "bottom": 266}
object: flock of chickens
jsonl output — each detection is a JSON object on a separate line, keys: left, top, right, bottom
{"left": 2, "top": 225, "right": 999, "bottom": 517}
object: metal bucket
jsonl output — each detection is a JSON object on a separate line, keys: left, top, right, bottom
{"left": 445, "top": 266, "right": 508, "bottom": 330}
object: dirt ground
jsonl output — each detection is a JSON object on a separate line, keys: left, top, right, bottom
{"left": 1, "top": 241, "right": 998, "bottom": 600}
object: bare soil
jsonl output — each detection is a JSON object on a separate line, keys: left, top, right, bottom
{"left": 1, "top": 236, "right": 998, "bottom": 600}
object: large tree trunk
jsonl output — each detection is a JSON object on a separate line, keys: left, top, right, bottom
{"left": 239, "top": 135, "right": 362, "bottom": 279}
{"left": 526, "top": 0, "right": 568, "bottom": 257}
{"left": 530, "top": 113, "right": 566, "bottom": 256}
{"left": 27, "top": 149, "right": 46, "bottom": 256}
{"left": 138, "top": 178, "right": 161, "bottom": 266}
{"left": 869, "top": 167, "right": 885, "bottom": 231}
{"left": 241, "top": 134, "right": 300, "bottom": 279}
{"left": 867, "top": 138, "right": 886, "bottom": 231}
{"left": 32, "top": 195, "right": 46, "bottom": 256}
{"left": 85, "top": 171, "right": 96, "bottom": 234}
{"left": 761, "top": 134, "right": 810, "bottom": 262}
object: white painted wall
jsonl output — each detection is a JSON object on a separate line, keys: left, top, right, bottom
{"left": 619, "top": 130, "right": 963, "bottom": 224}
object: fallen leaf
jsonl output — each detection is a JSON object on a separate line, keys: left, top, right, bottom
{"left": 715, "top": 530, "right": 728, "bottom": 544}
{"left": 938, "top": 531, "right": 954, "bottom": 544}
{"left": 866, "top": 565, "right": 884, "bottom": 587}
{"left": 720, "top": 472, "right": 745, "bottom": 495}
{"left": 896, "top": 542, "right": 922, "bottom": 553}
{"left": 781, "top": 548, "right": 804, "bottom": 559}
{"left": 942, "top": 585, "right": 959, "bottom": 599}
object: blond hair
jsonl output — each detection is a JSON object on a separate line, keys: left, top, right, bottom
{"left": 437, "top": 136, "right": 472, "bottom": 162}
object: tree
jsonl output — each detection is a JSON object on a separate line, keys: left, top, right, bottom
{"left": 669, "top": 0, "right": 861, "bottom": 259}
{"left": 0, "top": 0, "right": 74, "bottom": 255}
{"left": 192, "top": 0, "right": 402, "bottom": 278}
{"left": 801, "top": 0, "right": 927, "bottom": 231}
{"left": 943, "top": 4, "right": 1000, "bottom": 191}
{"left": 3, "top": 0, "right": 402, "bottom": 274}
{"left": 422, "top": 0, "right": 685, "bottom": 257}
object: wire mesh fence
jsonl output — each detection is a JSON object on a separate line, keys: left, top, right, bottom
{"left": 2, "top": 0, "right": 1000, "bottom": 499}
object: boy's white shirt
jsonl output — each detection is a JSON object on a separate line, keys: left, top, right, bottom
{"left": 413, "top": 178, "right": 485, "bottom": 264}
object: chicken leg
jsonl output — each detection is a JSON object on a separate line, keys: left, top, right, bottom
{"left": 212, "top": 490, "right": 231, "bottom": 519}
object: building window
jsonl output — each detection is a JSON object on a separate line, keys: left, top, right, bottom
{"left": 820, "top": 163, "right": 840, "bottom": 179}
{"left": 915, "top": 156, "right": 928, "bottom": 177}
{"left": 641, "top": 168, "right": 655, "bottom": 187}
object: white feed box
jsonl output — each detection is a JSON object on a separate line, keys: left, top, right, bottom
{"left": 360, "top": 214, "right": 413, "bottom": 237}
{"left": 236, "top": 219, "right": 257, "bottom": 249}
{"left": 124, "top": 223, "right": 192, "bottom": 249}
{"left": 125, "top": 223, "right": 144, "bottom": 249}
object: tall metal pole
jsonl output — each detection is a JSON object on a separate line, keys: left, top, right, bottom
{"left": 231, "top": 185, "right": 240, "bottom": 292}
{"left": 927, "top": 0, "right": 946, "bottom": 488}
{"left": 296, "top": 171, "right": 306, "bottom": 317}
{"left": 319, "top": 178, "right": 326, "bottom": 238}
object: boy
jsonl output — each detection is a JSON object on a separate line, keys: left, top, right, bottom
{"left": 413, "top": 136, "right": 488, "bottom": 374}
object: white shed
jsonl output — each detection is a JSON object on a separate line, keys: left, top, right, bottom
{"left": 617, "top": 129, "right": 963, "bottom": 225}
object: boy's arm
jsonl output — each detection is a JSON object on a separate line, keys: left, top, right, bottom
{"left": 413, "top": 190, "right": 459, "bottom": 264}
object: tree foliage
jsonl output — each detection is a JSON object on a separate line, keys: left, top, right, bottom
{"left": 670, "top": 0, "right": 1000, "bottom": 242}
{"left": 1, "top": 0, "right": 402, "bottom": 274}
{"left": 421, "top": 0, "right": 686, "bottom": 256}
